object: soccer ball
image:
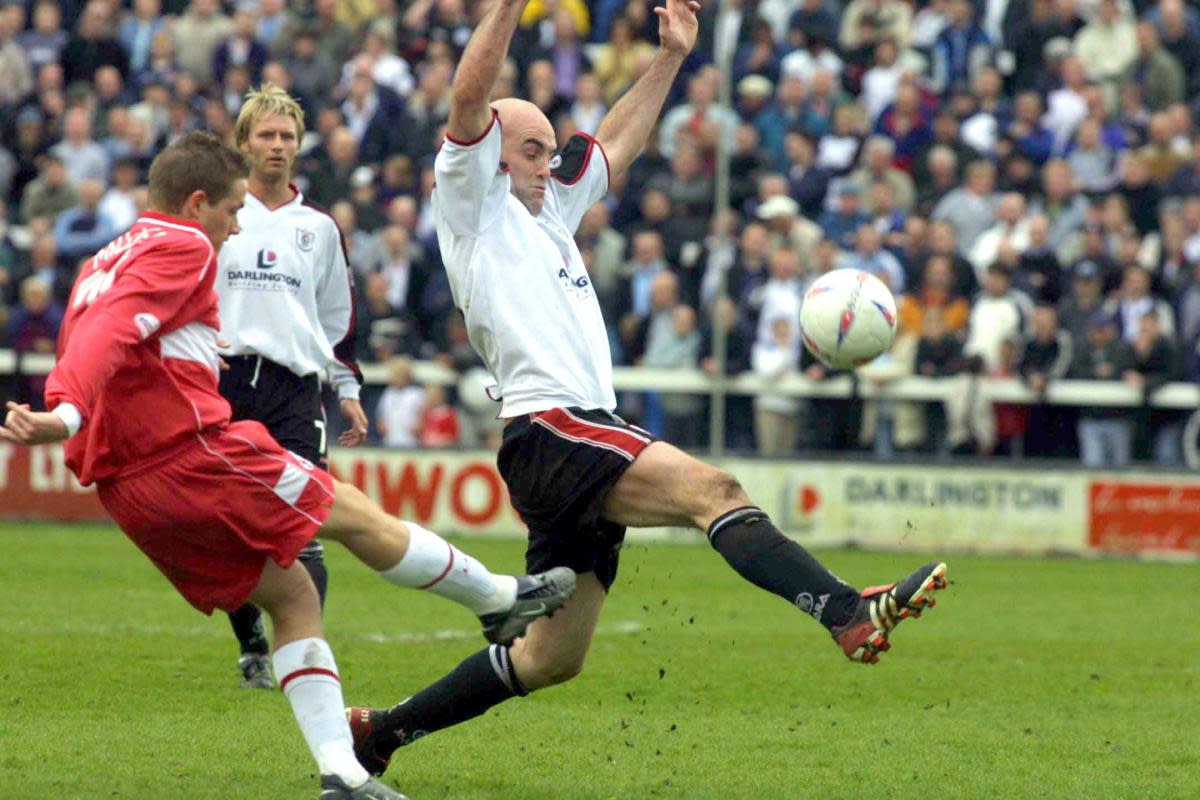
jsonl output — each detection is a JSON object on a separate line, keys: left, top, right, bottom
{"left": 799, "top": 269, "right": 897, "bottom": 370}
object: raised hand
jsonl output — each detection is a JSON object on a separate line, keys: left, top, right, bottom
{"left": 655, "top": 0, "right": 701, "bottom": 56}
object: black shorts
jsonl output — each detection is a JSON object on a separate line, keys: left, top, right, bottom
{"left": 219, "top": 355, "right": 327, "bottom": 468}
{"left": 497, "top": 407, "right": 657, "bottom": 591}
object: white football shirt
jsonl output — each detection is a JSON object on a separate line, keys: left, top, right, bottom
{"left": 216, "top": 187, "right": 361, "bottom": 399}
{"left": 433, "top": 113, "right": 614, "bottom": 417}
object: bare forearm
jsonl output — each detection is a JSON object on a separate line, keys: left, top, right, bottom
{"left": 448, "top": 0, "right": 526, "bottom": 140}
{"left": 596, "top": 49, "right": 687, "bottom": 182}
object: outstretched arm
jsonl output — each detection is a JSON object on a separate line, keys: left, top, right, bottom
{"left": 0, "top": 402, "right": 69, "bottom": 445}
{"left": 447, "top": 0, "right": 528, "bottom": 144}
{"left": 595, "top": 0, "right": 701, "bottom": 183}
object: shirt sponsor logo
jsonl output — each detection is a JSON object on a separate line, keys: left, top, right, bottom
{"left": 296, "top": 228, "right": 316, "bottom": 251}
{"left": 556, "top": 248, "right": 593, "bottom": 300}
{"left": 133, "top": 312, "right": 161, "bottom": 340}
{"left": 557, "top": 265, "right": 593, "bottom": 299}
{"left": 228, "top": 247, "right": 302, "bottom": 291}
{"left": 227, "top": 270, "right": 302, "bottom": 290}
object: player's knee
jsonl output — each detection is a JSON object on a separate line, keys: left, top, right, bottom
{"left": 519, "top": 646, "right": 588, "bottom": 689}
{"left": 697, "top": 469, "right": 750, "bottom": 516}
{"left": 532, "top": 655, "right": 586, "bottom": 688}
{"left": 252, "top": 562, "right": 321, "bottom": 630}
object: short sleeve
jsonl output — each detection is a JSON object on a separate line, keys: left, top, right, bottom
{"left": 433, "top": 111, "right": 508, "bottom": 237}
{"left": 544, "top": 133, "right": 611, "bottom": 234}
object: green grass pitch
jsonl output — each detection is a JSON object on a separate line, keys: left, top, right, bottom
{"left": 1, "top": 522, "right": 1197, "bottom": 799}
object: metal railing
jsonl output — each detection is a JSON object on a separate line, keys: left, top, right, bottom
{"left": 5, "top": 349, "right": 1197, "bottom": 409}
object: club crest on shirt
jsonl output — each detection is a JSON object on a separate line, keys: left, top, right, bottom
{"left": 296, "top": 228, "right": 316, "bottom": 251}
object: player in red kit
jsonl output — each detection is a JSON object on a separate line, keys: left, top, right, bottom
{"left": 0, "top": 132, "right": 574, "bottom": 800}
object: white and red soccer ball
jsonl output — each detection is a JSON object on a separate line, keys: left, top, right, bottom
{"left": 799, "top": 269, "right": 897, "bottom": 370}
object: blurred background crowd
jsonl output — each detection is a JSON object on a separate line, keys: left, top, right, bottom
{"left": 2, "top": 0, "right": 1200, "bottom": 466}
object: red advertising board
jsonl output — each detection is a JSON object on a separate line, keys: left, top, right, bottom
{"left": 0, "top": 444, "right": 522, "bottom": 533}
{"left": 4, "top": 442, "right": 1199, "bottom": 561}
{"left": 327, "top": 452, "right": 521, "bottom": 531}
{"left": 1088, "top": 481, "right": 1200, "bottom": 554}
{"left": 0, "top": 443, "right": 105, "bottom": 520}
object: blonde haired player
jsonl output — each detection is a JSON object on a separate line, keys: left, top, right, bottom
{"left": 209, "top": 83, "right": 361, "bottom": 687}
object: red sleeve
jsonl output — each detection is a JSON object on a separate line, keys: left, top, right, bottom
{"left": 45, "top": 236, "right": 214, "bottom": 425}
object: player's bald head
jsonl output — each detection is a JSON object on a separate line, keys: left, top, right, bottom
{"left": 491, "top": 98, "right": 555, "bottom": 148}
{"left": 490, "top": 98, "right": 557, "bottom": 216}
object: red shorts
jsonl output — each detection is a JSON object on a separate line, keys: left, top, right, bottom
{"left": 98, "top": 420, "right": 335, "bottom": 614}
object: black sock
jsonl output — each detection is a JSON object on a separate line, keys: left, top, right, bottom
{"left": 298, "top": 542, "right": 328, "bottom": 608}
{"left": 380, "top": 645, "right": 526, "bottom": 753}
{"left": 228, "top": 604, "right": 269, "bottom": 656}
{"left": 707, "top": 506, "right": 859, "bottom": 629}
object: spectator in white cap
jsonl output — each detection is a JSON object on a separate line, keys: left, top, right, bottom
{"left": 736, "top": 74, "right": 774, "bottom": 119}
{"left": 756, "top": 188, "right": 822, "bottom": 271}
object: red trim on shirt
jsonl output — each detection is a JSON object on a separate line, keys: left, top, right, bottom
{"left": 444, "top": 109, "right": 500, "bottom": 147}
{"left": 250, "top": 184, "right": 300, "bottom": 212}
{"left": 552, "top": 133, "right": 611, "bottom": 188}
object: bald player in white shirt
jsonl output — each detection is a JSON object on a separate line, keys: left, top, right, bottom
{"left": 348, "top": 0, "right": 949, "bottom": 775}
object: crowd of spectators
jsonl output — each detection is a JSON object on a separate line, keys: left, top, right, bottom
{"left": 2, "top": 0, "right": 1200, "bottom": 467}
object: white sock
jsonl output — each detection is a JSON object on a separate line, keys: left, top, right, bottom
{"left": 273, "top": 638, "right": 369, "bottom": 788}
{"left": 378, "top": 522, "right": 518, "bottom": 615}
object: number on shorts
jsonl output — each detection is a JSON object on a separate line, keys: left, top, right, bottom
{"left": 314, "top": 419, "right": 327, "bottom": 455}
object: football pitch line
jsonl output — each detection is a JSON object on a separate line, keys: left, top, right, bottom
{"left": 1, "top": 616, "right": 644, "bottom": 645}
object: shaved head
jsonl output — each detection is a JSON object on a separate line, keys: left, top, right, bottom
{"left": 491, "top": 97, "right": 554, "bottom": 140}
{"left": 491, "top": 97, "right": 556, "bottom": 215}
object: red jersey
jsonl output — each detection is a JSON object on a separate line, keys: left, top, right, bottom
{"left": 45, "top": 212, "right": 233, "bottom": 485}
